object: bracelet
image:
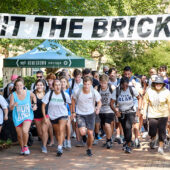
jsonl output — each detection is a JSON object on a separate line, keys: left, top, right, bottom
{"left": 72, "top": 112, "right": 76, "bottom": 114}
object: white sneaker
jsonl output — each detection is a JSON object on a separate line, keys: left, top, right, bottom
{"left": 93, "top": 139, "right": 98, "bottom": 145}
{"left": 158, "top": 147, "right": 164, "bottom": 155}
{"left": 67, "top": 140, "right": 71, "bottom": 149}
{"left": 24, "top": 146, "right": 30, "bottom": 155}
{"left": 72, "top": 132, "right": 76, "bottom": 138}
{"left": 20, "top": 148, "right": 25, "bottom": 155}
{"left": 41, "top": 146, "right": 47, "bottom": 153}
{"left": 142, "top": 132, "right": 148, "bottom": 139}
{"left": 63, "top": 140, "right": 67, "bottom": 149}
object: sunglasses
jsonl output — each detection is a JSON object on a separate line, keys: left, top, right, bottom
{"left": 37, "top": 76, "right": 43, "bottom": 78}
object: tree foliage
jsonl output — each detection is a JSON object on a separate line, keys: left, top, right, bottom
{"left": 0, "top": 0, "right": 169, "bottom": 74}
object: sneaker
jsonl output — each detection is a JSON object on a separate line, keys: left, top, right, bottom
{"left": 131, "top": 141, "right": 135, "bottom": 147}
{"left": 63, "top": 140, "right": 67, "bottom": 149}
{"left": 76, "top": 141, "right": 85, "bottom": 147}
{"left": 115, "top": 137, "right": 123, "bottom": 144}
{"left": 122, "top": 143, "right": 127, "bottom": 151}
{"left": 134, "top": 139, "right": 140, "bottom": 148}
{"left": 41, "top": 146, "right": 47, "bottom": 153}
{"left": 150, "top": 140, "right": 157, "bottom": 149}
{"left": 100, "top": 131, "right": 106, "bottom": 138}
{"left": 102, "top": 142, "right": 107, "bottom": 147}
{"left": 97, "top": 135, "right": 102, "bottom": 140}
{"left": 57, "top": 148, "right": 63, "bottom": 157}
{"left": 93, "top": 139, "right": 99, "bottom": 145}
{"left": 86, "top": 149, "right": 93, "bottom": 156}
{"left": 24, "top": 146, "right": 30, "bottom": 155}
{"left": 125, "top": 146, "right": 132, "bottom": 153}
{"left": 20, "top": 148, "right": 25, "bottom": 155}
{"left": 106, "top": 141, "right": 112, "bottom": 149}
{"left": 142, "top": 132, "right": 148, "bottom": 139}
{"left": 158, "top": 147, "right": 164, "bottom": 155}
{"left": 72, "top": 132, "right": 76, "bottom": 138}
{"left": 111, "top": 135, "right": 115, "bottom": 144}
{"left": 120, "top": 136, "right": 124, "bottom": 143}
{"left": 67, "top": 140, "right": 71, "bottom": 149}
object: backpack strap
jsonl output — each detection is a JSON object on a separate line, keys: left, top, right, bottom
{"left": 47, "top": 90, "right": 53, "bottom": 106}
{"left": 91, "top": 87, "right": 96, "bottom": 107}
{"left": 61, "top": 90, "right": 66, "bottom": 106}
{"left": 108, "top": 83, "right": 113, "bottom": 94}
{"left": 68, "top": 87, "right": 72, "bottom": 97}
{"left": 129, "top": 86, "right": 134, "bottom": 98}
{"left": 116, "top": 86, "right": 120, "bottom": 106}
{"left": 76, "top": 87, "right": 82, "bottom": 103}
{"left": 71, "top": 79, "right": 75, "bottom": 90}
{"left": 117, "top": 78, "right": 120, "bottom": 86}
{"left": 97, "top": 85, "right": 101, "bottom": 92}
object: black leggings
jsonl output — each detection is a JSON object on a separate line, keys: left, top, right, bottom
{"left": 149, "top": 117, "right": 168, "bottom": 142}
{"left": 119, "top": 113, "right": 135, "bottom": 143}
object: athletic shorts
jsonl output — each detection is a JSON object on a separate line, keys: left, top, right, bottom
{"left": 50, "top": 116, "right": 68, "bottom": 124}
{"left": 76, "top": 113, "right": 95, "bottom": 130}
{"left": 99, "top": 113, "right": 115, "bottom": 126}
{"left": 95, "top": 114, "right": 100, "bottom": 123}
{"left": 34, "top": 115, "right": 49, "bottom": 121}
{"left": 17, "top": 119, "right": 32, "bottom": 127}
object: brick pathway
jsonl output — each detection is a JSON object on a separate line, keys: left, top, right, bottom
{"left": 0, "top": 137, "right": 169, "bottom": 170}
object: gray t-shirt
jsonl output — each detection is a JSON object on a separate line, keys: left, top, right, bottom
{"left": 111, "top": 87, "right": 139, "bottom": 113}
{"left": 99, "top": 87, "right": 114, "bottom": 114}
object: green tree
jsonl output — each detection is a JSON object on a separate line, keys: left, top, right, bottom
{"left": 0, "top": 0, "right": 169, "bottom": 73}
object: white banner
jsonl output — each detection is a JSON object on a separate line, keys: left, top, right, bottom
{"left": 0, "top": 13, "right": 169, "bottom": 40}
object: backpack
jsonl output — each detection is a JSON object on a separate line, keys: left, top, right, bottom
{"left": 115, "top": 86, "right": 134, "bottom": 105}
{"left": 47, "top": 90, "right": 67, "bottom": 107}
{"left": 3, "top": 83, "right": 10, "bottom": 99}
{"left": 98, "top": 83, "right": 113, "bottom": 94}
{"left": 76, "top": 86, "right": 96, "bottom": 106}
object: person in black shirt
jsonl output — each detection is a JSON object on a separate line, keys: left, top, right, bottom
{"left": 34, "top": 79, "right": 53, "bottom": 153}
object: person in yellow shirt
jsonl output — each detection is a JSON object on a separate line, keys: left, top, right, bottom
{"left": 143, "top": 76, "right": 170, "bottom": 154}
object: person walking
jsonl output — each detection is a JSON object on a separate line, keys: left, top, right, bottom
{"left": 143, "top": 76, "right": 170, "bottom": 154}
{"left": 9, "top": 78, "right": 37, "bottom": 155}
{"left": 72, "top": 76, "right": 102, "bottom": 156}
{"left": 111, "top": 77, "right": 141, "bottom": 153}
{"left": 42, "top": 79, "right": 71, "bottom": 157}
{"left": 33, "top": 79, "right": 51, "bottom": 153}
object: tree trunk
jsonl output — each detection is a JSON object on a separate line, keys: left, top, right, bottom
{"left": 97, "top": 55, "right": 103, "bottom": 71}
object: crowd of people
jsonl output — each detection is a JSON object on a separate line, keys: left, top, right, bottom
{"left": 0, "top": 65, "right": 170, "bottom": 157}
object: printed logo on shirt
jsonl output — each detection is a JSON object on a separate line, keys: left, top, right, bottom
{"left": 16, "top": 104, "right": 30, "bottom": 121}
{"left": 51, "top": 98, "right": 64, "bottom": 102}
{"left": 101, "top": 93, "right": 110, "bottom": 106}
{"left": 118, "top": 95, "right": 132, "bottom": 102}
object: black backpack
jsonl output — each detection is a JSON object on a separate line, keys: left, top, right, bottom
{"left": 115, "top": 86, "right": 134, "bottom": 105}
